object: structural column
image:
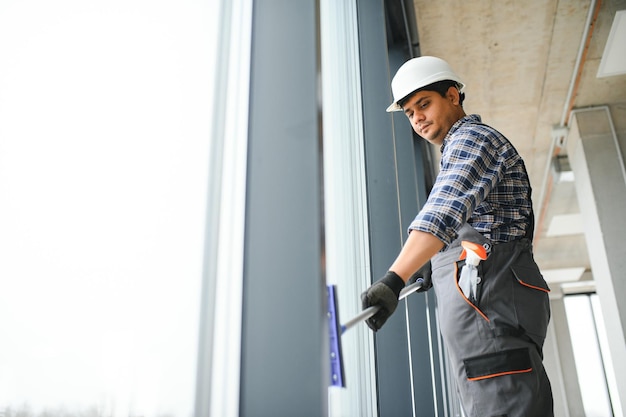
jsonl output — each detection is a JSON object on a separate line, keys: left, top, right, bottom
{"left": 568, "top": 105, "right": 626, "bottom": 416}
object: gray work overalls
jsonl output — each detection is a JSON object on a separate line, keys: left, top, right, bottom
{"left": 431, "top": 223, "right": 553, "bottom": 417}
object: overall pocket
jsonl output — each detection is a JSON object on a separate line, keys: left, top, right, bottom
{"left": 510, "top": 262, "right": 551, "bottom": 341}
{"left": 454, "top": 260, "right": 489, "bottom": 323}
{"left": 463, "top": 347, "right": 532, "bottom": 381}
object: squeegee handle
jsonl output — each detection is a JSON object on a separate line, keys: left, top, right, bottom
{"left": 341, "top": 306, "right": 380, "bottom": 333}
{"left": 341, "top": 280, "right": 422, "bottom": 334}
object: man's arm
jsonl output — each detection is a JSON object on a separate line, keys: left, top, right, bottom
{"left": 361, "top": 230, "right": 444, "bottom": 331}
{"left": 390, "top": 230, "right": 444, "bottom": 281}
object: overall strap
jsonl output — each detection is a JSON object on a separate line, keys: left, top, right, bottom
{"left": 523, "top": 161, "right": 535, "bottom": 242}
{"left": 525, "top": 209, "right": 535, "bottom": 241}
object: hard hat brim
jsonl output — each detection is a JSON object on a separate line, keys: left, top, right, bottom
{"left": 386, "top": 101, "right": 402, "bottom": 112}
{"left": 386, "top": 80, "right": 465, "bottom": 113}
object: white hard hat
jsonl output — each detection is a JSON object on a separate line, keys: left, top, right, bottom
{"left": 386, "top": 56, "right": 465, "bottom": 112}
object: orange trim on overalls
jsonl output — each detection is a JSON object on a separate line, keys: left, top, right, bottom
{"left": 454, "top": 262, "right": 490, "bottom": 322}
{"left": 467, "top": 368, "right": 533, "bottom": 381}
{"left": 518, "top": 280, "right": 551, "bottom": 293}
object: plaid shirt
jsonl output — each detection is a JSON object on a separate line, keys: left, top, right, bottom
{"left": 408, "top": 114, "right": 533, "bottom": 246}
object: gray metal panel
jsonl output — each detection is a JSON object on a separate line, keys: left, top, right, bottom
{"left": 389, "top": 45, "right": 442, "bottom": 416}
{"left": 240, "top": 1, "right": 326, "bottom": 416}
{"left": 356, "top": 0, "right": 413, "bottom": 415}
{"left": 388, "top": 47, "right": 442, "bottom": 417}
{"left": 356, "top": 3, "right": 451, "bottom": 414}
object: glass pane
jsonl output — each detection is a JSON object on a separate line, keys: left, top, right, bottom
{"left": 590, "top": 294, "right": 622, "bottom": 417}
{"left": 0, "top": 1, "right": 215, "bottom": 416}
{"left": 320, "top": 0, "right": 377, "bottom": 416}
{"left": 563, "top": 294, "right": 613, "bottom": 417}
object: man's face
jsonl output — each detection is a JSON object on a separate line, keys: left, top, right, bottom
{"left": 401, "top": 87, "right": 464, "bottom": 146}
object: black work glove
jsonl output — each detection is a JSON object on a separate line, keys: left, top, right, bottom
{"left": 361, "top": 271, "right": 405, "bottom": 332}
{"left": 408, "top": 261, "right": 432, "bottom": 292}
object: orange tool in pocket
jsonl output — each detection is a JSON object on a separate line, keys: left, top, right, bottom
{"left": 458, "top": 241, "right": 488, "bottom": 304}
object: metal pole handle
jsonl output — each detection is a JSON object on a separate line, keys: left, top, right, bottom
{"left": 340, "top": 280, "right": 423, "bottom": 334}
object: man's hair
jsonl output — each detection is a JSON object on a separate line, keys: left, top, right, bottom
{"left": 398, "top": 80, "right": 465, "bottom": 108}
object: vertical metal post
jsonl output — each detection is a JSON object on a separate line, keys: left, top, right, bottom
{"left": 239, "top": 1, "right": 327, "bottom": 416}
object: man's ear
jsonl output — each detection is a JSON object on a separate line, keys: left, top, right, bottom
{"left": 446, "top": 86, "right": 460, "bottom": 105}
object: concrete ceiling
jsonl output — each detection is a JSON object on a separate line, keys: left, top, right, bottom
{"left": 407, "top": 0, "right": 626, "bottom": 288}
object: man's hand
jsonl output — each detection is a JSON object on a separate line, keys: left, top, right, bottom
{"left": 361, "top": 271, "right": 405, "bottom": 331}
{"left": 408, "top": 261, "right": 432, "bottom": 292}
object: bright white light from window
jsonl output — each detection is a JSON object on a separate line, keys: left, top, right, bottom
{"left": 0, "top": 1, "right": 216, "bottom": 416}
{"left": 597, "top": 10, "right": 626, "bottom": 78}
{"left": 564, "top": 295, "right": 613, "bottom": 417}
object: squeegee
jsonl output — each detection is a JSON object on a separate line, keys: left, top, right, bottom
{"left": 327, "top": 280, "right": 423, "bottom": 387}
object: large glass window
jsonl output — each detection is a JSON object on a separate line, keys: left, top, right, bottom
{"left": 564, "top": 293, "right": 615, "bottom": 417}
{"left": 0, "top": 1, "right": 216, "bottom": 415}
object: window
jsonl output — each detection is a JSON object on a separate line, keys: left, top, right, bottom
{"left": 564, "top": 294, "right": 615, "bottom": 417}
{"left": 0, "top": 1, "right": 216, "bottom": 415}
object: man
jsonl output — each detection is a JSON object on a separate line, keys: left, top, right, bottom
{"left": 361, "top": 56, "right": 553, "bottom": 417}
